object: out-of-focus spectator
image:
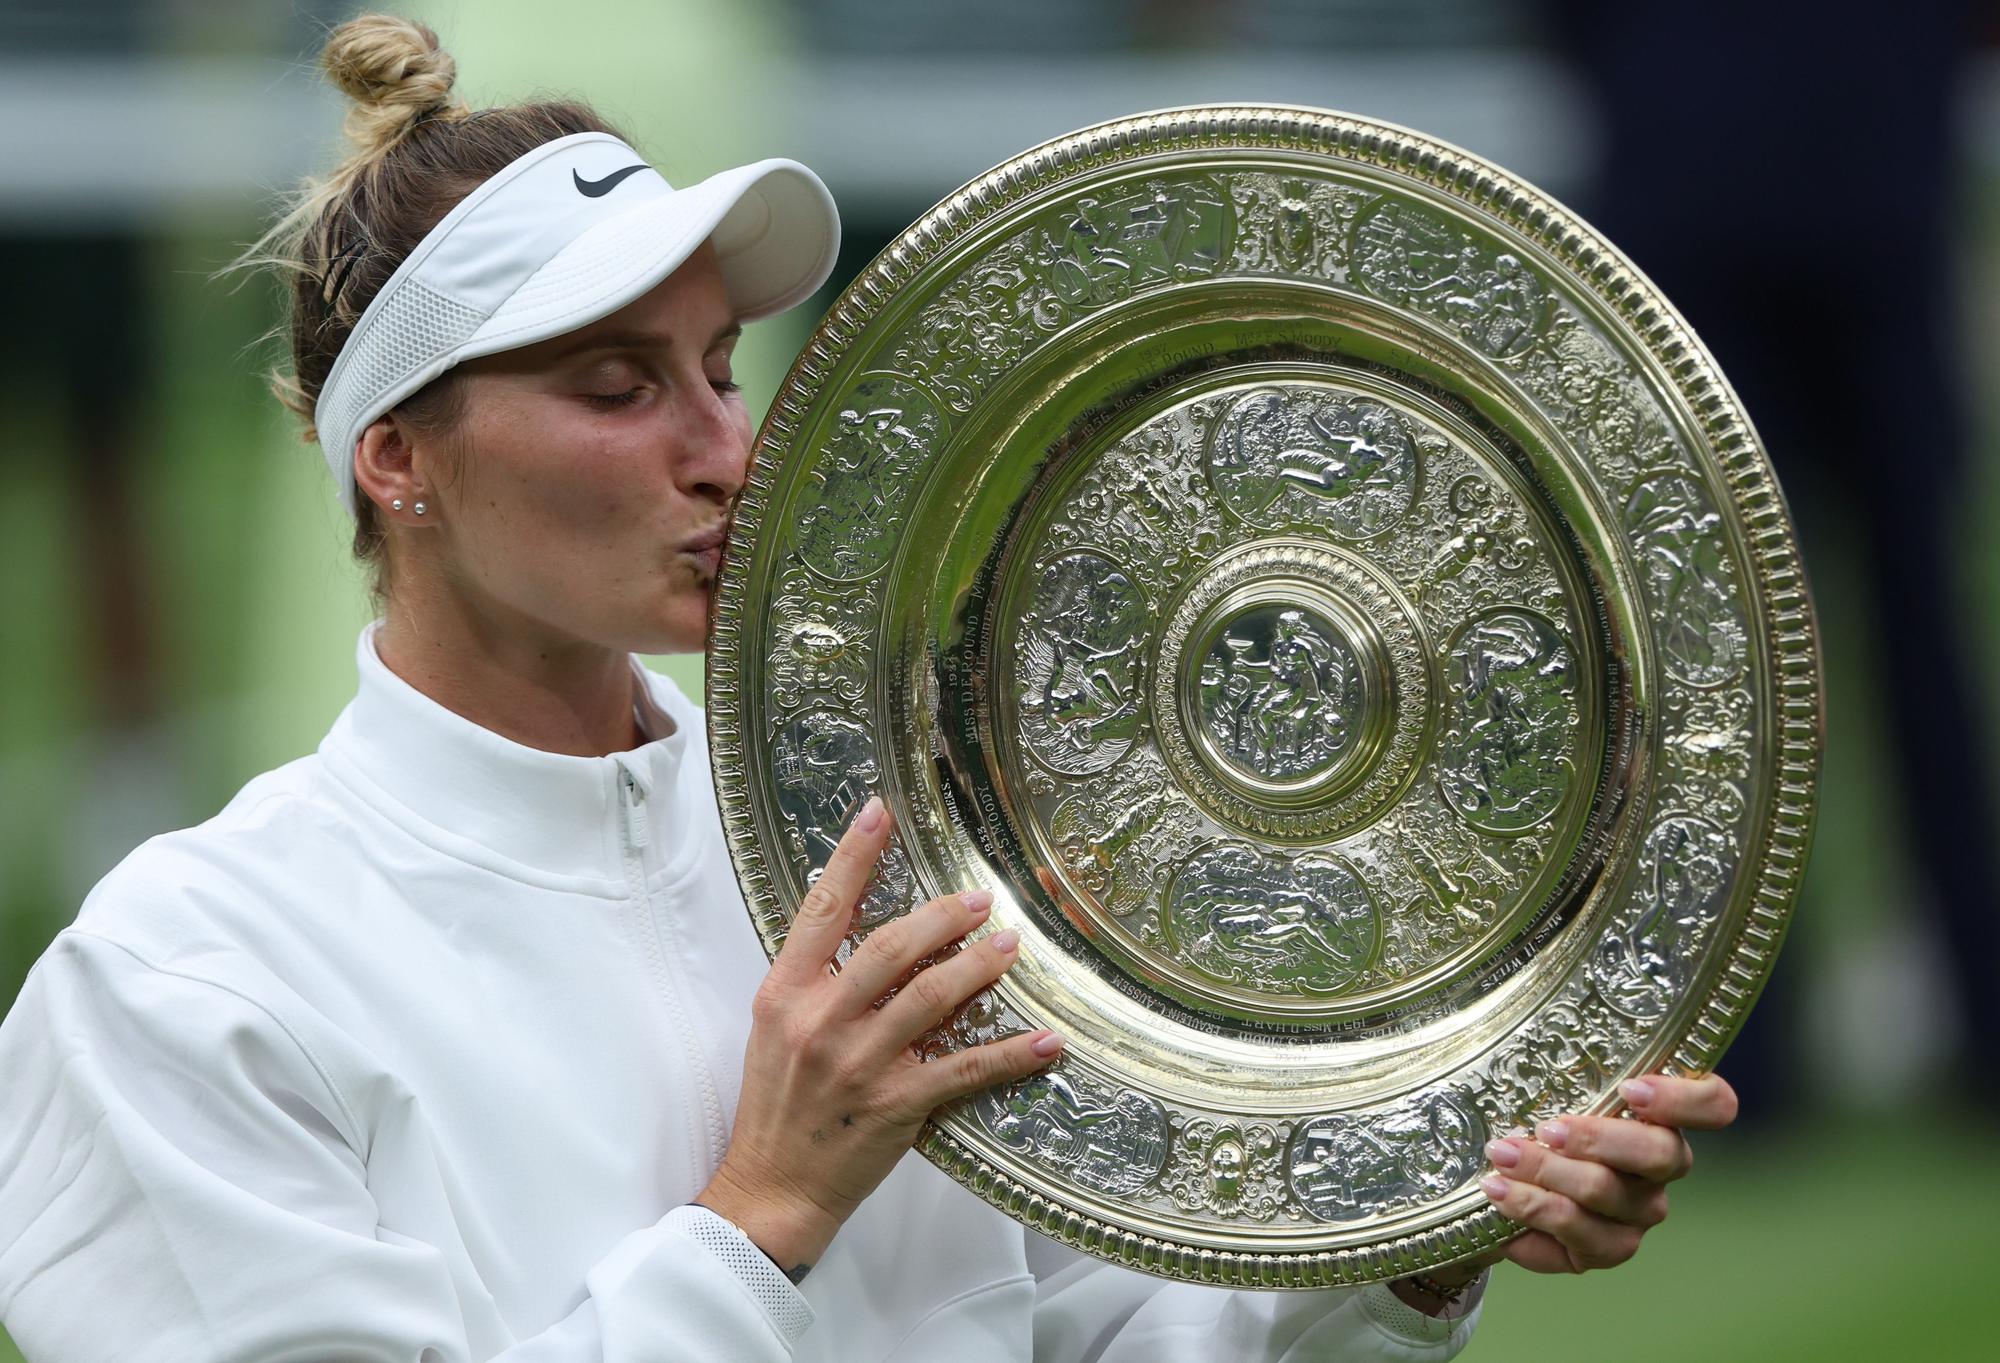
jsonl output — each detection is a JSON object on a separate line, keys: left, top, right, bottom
{"left": 1550, "top": 0, "right": 1999, "bottom": 1111}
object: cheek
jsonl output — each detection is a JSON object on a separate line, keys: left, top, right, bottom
{"left": 464, "top": 414, "right": 661, "bottom": 537}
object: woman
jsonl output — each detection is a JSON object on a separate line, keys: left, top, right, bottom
{"left": 0, "top": 16, "right": 1737, "bottom": 1362}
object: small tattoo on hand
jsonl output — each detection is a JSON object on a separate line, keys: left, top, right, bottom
{"left": 841, "top": 1113, "right": 855, "bottom": 1128}
{"left": 810, "top": 1128, "right": 827, "bottom": 1145}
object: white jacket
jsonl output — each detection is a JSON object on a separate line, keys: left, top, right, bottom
{"left": 0, "top": 626, "right": 1482, "bottom": 1362}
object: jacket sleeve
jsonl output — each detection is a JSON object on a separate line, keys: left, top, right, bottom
{"left": 1027, "top": 1227, "right": 1483, "bottom": 1361}
{"left": 0, "top": 932, "right": 812, "bottom": 1363}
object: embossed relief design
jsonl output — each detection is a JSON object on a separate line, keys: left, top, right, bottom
{"left": 1015, "top": 551, "right": 1152, "bottom": 777}
{"left": 1037, "top": 415, "right": 1231, "bottom": 595}
{"left": 1474, "top": 992, "right": 1644, "bottom": 1135}
{"left": 1623, "top": 474, "right": 1749, "bottom": 687}
{"left": 771, "top": 710, "right": 914, "bottom": 927}
{"left": 766, "top": 560, "right": 873, "bottom": 717}
{"left": 1352, "top": 200, "right": 1554, "bottom": 359}
{"left": 1438, "top": 608, "right": 1580, "bottom": 835}
{"left": 1226, "top": 173, "right": 1376, "bottom": 279}
{"left": 1340, "top": 810, "right": 1552, "bottom": 990}
{"left": 1286, "top": 1090, "right": 1486, "bottom": 1223}
{"left": 914, "top": 986, "right": 1035, "bottom": 1064}
{"left": 1197, "top": 604, "right": 1364, "bottom": 783}
{"left": 1038, "top": 177, "right": 1231, "bottom": 309}
{"left": 1165, "top": 843, "right": 1380, "bottom": 996}
{"left": 1418, "top": 474, "right": 1542, "bottom": 623}
{"left": 1162, "top": 1118, "right": 1288, "bottom": 1221}
{"left": 1589, "top": 813, "right": 1737, "bottom": 1020}
{"left": 1659, "top": 686, "right": 1753, "bottom": 829}
{"left": 1205, "top": 387, "right": 1421, "bottom": 538}
{"left": 886, "top": 176, "right": 1231, "bottom": 415}
{"left": 793, "top": 373, "right": 947, "bottom": 582}
{"left": 975, "top": 1068, "right": 1171, "bottom": 1196}
{"left": 1509, "top": 321, "right": 1682, "bottom": 491}
{"left": 1046, "top": 749, "right": 1205, "bottom": 920}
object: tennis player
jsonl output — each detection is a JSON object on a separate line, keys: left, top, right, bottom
{"left": 0, "top": 15, "right": 1737, "bottom": 1361}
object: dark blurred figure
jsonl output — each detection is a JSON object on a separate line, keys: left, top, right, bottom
{"left": 1548, "top": 0, "right": 1997, "bottom": 1114}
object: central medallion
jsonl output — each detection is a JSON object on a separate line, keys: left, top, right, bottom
{"left": 1153, "top": 539, "right": 1429, "bottom": 843}
{"left": 1195, "top": 603, "right": 1363, "bottom": 784}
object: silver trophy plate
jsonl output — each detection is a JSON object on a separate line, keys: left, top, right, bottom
{"left": 708, "top": 106, "right": 1821, "bottom": 1287}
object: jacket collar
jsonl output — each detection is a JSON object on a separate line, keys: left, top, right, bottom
{"left": 320, "top": 623, "right": 695, "bottom": 886}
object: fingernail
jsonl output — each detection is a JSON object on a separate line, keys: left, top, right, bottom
{"left": 1481, "top": 1175, "right": 1510, "bottom": 1201}
{"left": 1030, "top": 1030, "right": 1066, "bottom": 1057}
{"left": 1484, "top": 1138, "right": 1520, "bottom": 1169}
{"left": 960, "top": 889, "right": 993, "bottom": 916}
{"left": 991, "top": 929, "right": 1019, "bottom": 954}
{"left": 1621, "top": 1079, "right": 1656, "bottom": 1109}
{"left": 1537, "top": 1120, "right": 1569, "bottom": 1149}
{"left": 855, "top": 796, "right": 885, "bottom": 834}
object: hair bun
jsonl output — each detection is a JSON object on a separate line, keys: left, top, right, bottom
{"left": 321, "top": 14, "right": 468, "bottom": 155}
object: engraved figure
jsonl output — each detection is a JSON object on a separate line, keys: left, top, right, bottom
{"left": 1015, "top": 552, "right": 1150, "bottom": 775}
{"left": 1166, "top": 844, "right": 1380, "bottom": 995}
{"left": 1478, "top": 997, "right": 1638, "bottom": 1133}
{"left": 1591, "top": 814, "right": 1736, "bottom": 1019}
{"left": 1033, "top": 177, "right": 1230, "bottom": 310}
{"left": 975, "top": 1070, "right": 1170, "bottom": 1196}
{"left": 889, "top": 235, "right": 1062, "bottom": 413}
{"left": 1197, "top": 606, "right": 1362, "bottom": 782}
{"left": 1438, "top": 609, "right": 1578, "bottom": 834}
{"left": 1226, "top": 172, "right": 1377, "bottom": 279}
{"left": 1623, "top": 474, "right": 1749, "bottom": 686}
{"left": 1206, "top": 387, "right": 1419, "bottom": 537}
{"left": 1162, "top": 1119, "right": 1286, "bottom": 1220}
{"left": 1421, "top": 473, "right": 1535, "bottom": 605}
{"left": 1287, "top": 1091, "right": 1485, "bottom": 1223}
{"left": 1352, "top": 201, "right": 1551, "bottom": 358}
{"left": 794, "top": 374, "right": 946, "bottom": 581}
{"left": 1043, "top": 749, "right": 1203, "bottom": 922}
{"left": 771, "top": 710, "right": 912, "bottom": 926}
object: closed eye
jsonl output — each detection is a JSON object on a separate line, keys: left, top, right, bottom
{"left": 584, "top": 389, "right": 643, "bottom": 410}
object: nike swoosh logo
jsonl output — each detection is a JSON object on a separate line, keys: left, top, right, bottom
{"left": 573, "top": 163, "right": 650, "bottom": 198}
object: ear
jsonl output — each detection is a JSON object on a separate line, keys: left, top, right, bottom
{"left": 351, "top": 411, "right": 432, "bottom": 522}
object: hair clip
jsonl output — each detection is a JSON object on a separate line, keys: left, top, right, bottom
{"left": 320, "top": 235, "right": 369, "bottom": 319}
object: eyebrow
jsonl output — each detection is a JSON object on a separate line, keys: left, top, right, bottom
{"left": 549, "top": 322, "right": 743, "bottom": 362}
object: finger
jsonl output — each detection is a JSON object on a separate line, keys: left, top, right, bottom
{"left": 1619, "top": 1073, "right": 1740, "bottom": 1131}
{"left": 1480, "top": 1174, "right": 1642, "bottom": 1271}
{"left": 898, "top": 1029, "right": 1067, "bottom": 1113}
{"left": 873, "top": 928, "right": 1022, "bottom": 1048}
{"left": 1503, "top": 1230, "right": 1585, "bottom": 1275}
{"left": 1532, "top": 1115, "right": 1693, "bottom": 1184}
{"left": 838, "top": 888, "right": 994, "bottom": 1006}
{"left": 772, "top": 796, "right": 892, "bottom": 981}
{"left": 1486, "top": 1136, "right": 1668, "bottom": 1227}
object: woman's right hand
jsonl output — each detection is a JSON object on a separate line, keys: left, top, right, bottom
{"left": 696, "top": 795, "right": 1065, "bottom": 1277}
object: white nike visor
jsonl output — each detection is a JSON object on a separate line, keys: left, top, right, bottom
{"left": 313, "top": 131, "right": 841, "bottom": 517}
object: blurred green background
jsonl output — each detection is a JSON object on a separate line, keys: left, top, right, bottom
{"left": 3, "top": 1, "right": 1997, "bottom": 1358}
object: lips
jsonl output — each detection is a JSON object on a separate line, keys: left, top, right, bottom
{"left": 680, "top": 525, "right": 729, "bottom": 577}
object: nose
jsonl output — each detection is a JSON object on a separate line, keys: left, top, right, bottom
{"left": 677, "top": 385, "right": 752, "bottom": 505}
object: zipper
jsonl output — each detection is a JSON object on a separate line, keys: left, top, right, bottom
{"left": 613, "top": 753, "right": 727, "bottom": 1174}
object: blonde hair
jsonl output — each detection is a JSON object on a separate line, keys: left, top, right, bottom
{"left": 234, "top": 13, "right": 627, "bottom": 593}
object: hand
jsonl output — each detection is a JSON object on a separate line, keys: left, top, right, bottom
{"left": 1478, "top": 1072, "right": 1739, "bottom": 1274}
{"left": 697, "top": 796, "right": 1065, "bottom": 1276}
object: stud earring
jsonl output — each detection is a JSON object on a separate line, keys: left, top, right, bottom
{"left": 413, "top": 502, "right": 427, "bottom": 516}
{"left": 391, "top": 498, "right": 404, "bottom": 512}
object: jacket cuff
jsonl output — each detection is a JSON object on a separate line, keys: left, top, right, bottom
{"left": 1357, "top": 1277, "right": 1485, "bottom": 1355}
{"left": 662, "top": 1203, "right": 815, "bottom": 1348}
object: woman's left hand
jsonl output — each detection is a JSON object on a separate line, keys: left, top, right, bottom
{"left": 1479, "top": 1071, "right": 1739, "bottom": 1273}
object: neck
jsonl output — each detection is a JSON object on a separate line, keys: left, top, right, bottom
{"left": 375, "top": 592, "right": 642, "bottom": 759}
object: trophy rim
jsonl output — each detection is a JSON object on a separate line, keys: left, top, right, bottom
{"left": 708, "top": 103, "right": 1823, "bottom": 1287}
